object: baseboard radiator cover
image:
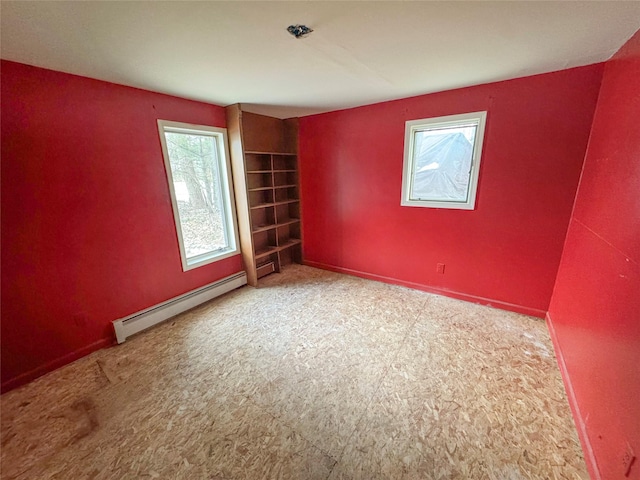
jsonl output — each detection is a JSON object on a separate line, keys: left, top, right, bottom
{"left": 112, "top": 271, "right": 247, "bottom": 344}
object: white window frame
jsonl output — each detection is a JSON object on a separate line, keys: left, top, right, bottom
{"left": 401, "top": 111, "right": 487, "bottom": 210}
{"left": 157, "top": 120, "right": 240, "bottom": 271}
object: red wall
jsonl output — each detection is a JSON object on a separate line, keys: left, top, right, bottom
{"left": 1, "top": 61, "right": 243, "bottom": 392}
{"left": 298, "top": 65, "right": 603, "bottom": 316}
{"left": 548, "top": 30, "right": 640, "bottom": 480}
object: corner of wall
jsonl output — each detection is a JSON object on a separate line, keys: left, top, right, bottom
{"left": 545, "top": 312, "right": 601, "bottom": 480}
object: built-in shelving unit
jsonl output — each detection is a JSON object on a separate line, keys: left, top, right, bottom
{"left": 226, "top": 104, "right": 301, "bottom": 286}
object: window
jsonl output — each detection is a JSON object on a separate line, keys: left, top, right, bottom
{"left": 158, "top": 120, "right": 239, "bottom": 270}
{"left": 401, "top": 111, "right": 487, "bottom": 210}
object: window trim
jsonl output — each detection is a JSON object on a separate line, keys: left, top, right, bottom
{"left": 401, "top": 111, "right": 487, "bottom": 210}
{"left": 157, "top": 119, "right": 240, "bottom": 271}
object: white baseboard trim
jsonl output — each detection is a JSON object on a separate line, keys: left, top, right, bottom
{"left": 112, "top": 271, "right": 247, "bottom": 344}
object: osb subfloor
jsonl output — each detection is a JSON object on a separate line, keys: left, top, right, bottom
{"left": 1, "top": 265, "right": 588, "bottom": 479}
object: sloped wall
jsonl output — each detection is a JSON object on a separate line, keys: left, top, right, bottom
{"left": 548, "top": 29, "right": 640, "bottom": 480}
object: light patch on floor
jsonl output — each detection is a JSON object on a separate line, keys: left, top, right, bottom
{"left": 0, "top": 265, "right": 588, "bottom": 479}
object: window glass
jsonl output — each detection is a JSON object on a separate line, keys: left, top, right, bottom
{"left": 402, "top": 112, "right": 487, "bottom": 210}
{"left": 158, "top": 121, "right": 238, "bottom": 270}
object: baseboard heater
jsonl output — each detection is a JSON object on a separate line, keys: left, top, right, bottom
{"left": 112, "top": 271, "right": 247, "bottom": 344}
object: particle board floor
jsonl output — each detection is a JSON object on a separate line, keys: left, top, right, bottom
{"left": 1, "top": 265, "right": 588, "bottom": 479}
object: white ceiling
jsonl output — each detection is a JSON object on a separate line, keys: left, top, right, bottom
{"left": 2, "top": 1, "right": 640, "bottom": 119}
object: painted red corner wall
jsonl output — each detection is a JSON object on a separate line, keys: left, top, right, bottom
{"left": 548, "top": 30, "right": 640, "bottom": 480}
{"left": 298, "top": 65, "right": 603, "bottom": 316}
{"left": 1, "top": 61, "right": 243, "bottom": 392}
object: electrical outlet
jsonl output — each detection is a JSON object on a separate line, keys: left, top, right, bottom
{"left": 622, "top": 442, "right": 635, "bottom": 477}
{"left": 436, "top": 263, "right": 445, "bottom": 274}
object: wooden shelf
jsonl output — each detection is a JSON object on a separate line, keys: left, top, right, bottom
{"left": 248, "top": 184, "right": 297, "bottom": 192}
{"left": 227, "top": 105, "right": 301, "bottom": 286}
{"left": 250, "top": 199, "right": 299, "bottom": 210}
{"left": 278, "top": 238, "right": 302, "bottom": 250}
{"left": 254, "top": 239, "right": 302, "bottom": 260}
{"left": 252, "top": 218, "right": 300, "bottom": 234}
{"left": 254, "top": 245, "right": 279, "bottom": 259}
{"left": 245, "top": 150, "right": 297, "bottom": 156}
